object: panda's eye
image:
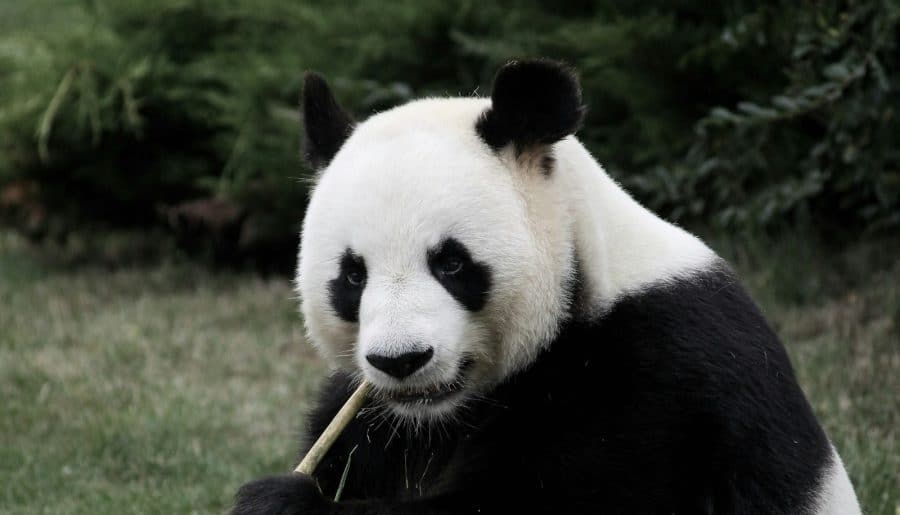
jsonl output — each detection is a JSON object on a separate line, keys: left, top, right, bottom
{"left": 346, "top": 269, "right": 365, "bottom": 286}
{"left": 439, "top": 256, "right": 463, "bottom": 276}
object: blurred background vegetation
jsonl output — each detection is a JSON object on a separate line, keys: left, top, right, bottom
{"left": 1, "top": 0, "right": 897, "bottom": 270}
{"left": 0, "top": 1, "right": 897, "bottom": 514}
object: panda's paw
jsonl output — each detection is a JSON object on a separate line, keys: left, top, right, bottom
{"left": 231, "top": 473, "right": 331, "bottom": 515}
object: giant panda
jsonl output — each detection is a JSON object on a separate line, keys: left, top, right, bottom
{"left": 232, "top": 59, "right": 862, "bottom": 514}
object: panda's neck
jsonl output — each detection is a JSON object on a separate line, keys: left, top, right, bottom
{"left": 555, "top": 138, "right": 717, "bottom": 317}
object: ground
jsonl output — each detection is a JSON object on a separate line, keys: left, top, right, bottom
{"left": 0, "top": 230, "right": 897, "bottom": 514}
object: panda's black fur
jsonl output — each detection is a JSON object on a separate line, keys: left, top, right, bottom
{"left": 233, "top": 265, "right": 831, "bottom": 514}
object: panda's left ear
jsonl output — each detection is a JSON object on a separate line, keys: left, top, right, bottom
{"left": 476, "top": 59, "right": 585, "bottom": 153}
{"left": 302, "top": 72, "right": 355, "bottom": 170}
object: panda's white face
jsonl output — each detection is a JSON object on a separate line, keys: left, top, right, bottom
{"left": 297, "top": 98, "right": 575, "bottom": 421}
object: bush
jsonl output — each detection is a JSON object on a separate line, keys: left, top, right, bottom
{"left": 0, "top": 0, "right": 897, "bottom": 269}
{"left": 625, "top": 0, "right": 900, "bottom": 234}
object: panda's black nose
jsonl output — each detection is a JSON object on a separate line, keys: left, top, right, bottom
{"left": 366, "top": 347, "right": 434, "bottom": 379}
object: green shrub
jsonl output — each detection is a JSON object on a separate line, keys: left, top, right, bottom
{"left": 0, "top": 0, "right": 896, "bottom": 267}
{"left": 625, "top": 0, "right": 900, "bottom": 234}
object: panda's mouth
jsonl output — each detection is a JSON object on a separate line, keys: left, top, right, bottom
{"left": 386, "top": 382, "right": 464, "bottom": 404}
{"left": 383, "top": 358, "right": 473, "bottom": 406}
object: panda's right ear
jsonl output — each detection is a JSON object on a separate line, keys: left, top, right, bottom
{"left": 302, "top": 72, "right": 355, "bottom": 170}
{"left": 476, "top": 59, "right": 584, "bottom": 153}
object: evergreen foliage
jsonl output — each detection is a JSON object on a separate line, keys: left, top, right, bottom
{"left": 1, "top": 0, "right": 896, "bottom": 262}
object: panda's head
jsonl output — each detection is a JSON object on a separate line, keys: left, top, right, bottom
{"left": 296, "top": 60, "right": 585, "bottom": 421}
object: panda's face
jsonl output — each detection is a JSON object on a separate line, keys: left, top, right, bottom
{"left": 298, "top": 62, "right": 584, "bottom": 421}
{"left": 297, "top": 98, "right": 576, "bottom": 421}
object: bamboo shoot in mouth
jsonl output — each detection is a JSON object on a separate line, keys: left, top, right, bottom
{"left": 294, "top": 381, "right": 371, "bottom": 476}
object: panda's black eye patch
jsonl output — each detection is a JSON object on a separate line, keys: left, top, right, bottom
{"left": 428, "top": 238, "right": 492, "bottom": 312}
{"left": 328, "top": 249, "right": 366, "bottom": 322}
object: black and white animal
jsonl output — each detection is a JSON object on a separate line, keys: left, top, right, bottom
{"left": 232, "top": 59, "right": 861, "bottom": 514}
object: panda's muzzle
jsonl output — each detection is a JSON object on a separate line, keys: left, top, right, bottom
{"left": 380, "top": 358, "right": 474, "bottom": 406}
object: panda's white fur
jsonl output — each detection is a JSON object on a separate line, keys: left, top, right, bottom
{"left": 285, "top": 66, "right": 861, "bottom": 514}
{"left": 298, "top": 98, "right": 717, "bottom": 406}
{"left": 815, "top": 447, "right": 863, "bottom": 515}
{"left": 554, "top": 135, "right": 718, "bottom": 314}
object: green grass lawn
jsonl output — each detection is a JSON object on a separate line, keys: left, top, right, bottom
{"left": 1, "top": 231, "right": 897, "bottom": 514}
{"left": 0, "top": 232, "right": 322, "bottom": 514}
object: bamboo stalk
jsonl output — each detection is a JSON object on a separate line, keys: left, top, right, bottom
{"left": 294, "top": 381, "right": 371, "bottom": 476}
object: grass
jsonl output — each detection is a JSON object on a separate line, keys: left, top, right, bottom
{"left": 0, "top": 230, "right": 897, "bottom": 514}
{"left": 0, "top": 232, "right": 321, "bottom": 514}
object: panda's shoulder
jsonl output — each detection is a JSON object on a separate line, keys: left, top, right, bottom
{"left": 528, "top": 262, "right": 815, "bottom": 414}
{"left": 581, "top": 262, "right": 780, "bottom": 370}
{"left": 548, "top": 264, "right": 830, "bottom": 467}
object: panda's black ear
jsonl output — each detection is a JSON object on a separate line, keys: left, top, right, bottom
{"left": 476, "top": 59, "right": 585, "bottom": 152}
{"left": 302, "top": 72, "right": 355, "bottom": 169}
